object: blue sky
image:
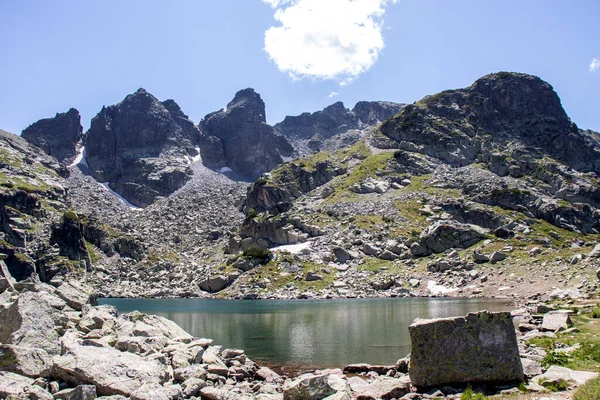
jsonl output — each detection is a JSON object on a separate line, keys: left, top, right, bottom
{"left": 1, "top": 0, "right": 599, "bottom": 134}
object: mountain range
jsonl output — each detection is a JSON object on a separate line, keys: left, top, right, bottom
{"left": 1, "top": 72, "right": 599, "bottom": 301}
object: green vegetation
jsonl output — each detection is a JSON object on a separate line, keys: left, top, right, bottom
{"left": 63, "top": 209, "right": 79, "bottom": 222}
{"left": 85, "top": 241, "right": 99, "bottom": 264}
{"left": 574, "top": 377, "right": 600, "bottom": 400}
{"left": 539, "top": 378, "right": 569, "bottom": 392}
{"left": 460, "top": 386, "right": 486, "bottom": 400}
{"left": 241, "top": 247, "right": 271, "bottom": 263}
{"left": 529, "top": 308, "right": 600, "bottom": 372}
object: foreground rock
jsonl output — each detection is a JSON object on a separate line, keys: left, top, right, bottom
{"left": 408, "top": 311, "right": 524, "bottom": 387}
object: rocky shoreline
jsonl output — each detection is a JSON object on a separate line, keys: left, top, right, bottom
{"left": 2, "top": 266, "right": 599, "bottom": 399}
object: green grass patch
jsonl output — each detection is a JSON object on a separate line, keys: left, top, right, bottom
{"left": 574, "top": 376, "right": 600, "bottom": 400}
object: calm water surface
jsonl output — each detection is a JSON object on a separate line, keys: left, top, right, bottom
{"left": 99, "top": 297, "right": 514, "bottom": 371}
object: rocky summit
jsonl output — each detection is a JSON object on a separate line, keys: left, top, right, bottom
{"left": 199, "top": 88, "right": 294, "bottom": 179}
{"left": 21, "top": 108, "right": 83, "bottom": 165}
{"left": 85, "top": 88, "right": 201, "bottom": 208}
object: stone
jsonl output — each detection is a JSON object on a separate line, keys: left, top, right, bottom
{"left": 343, "top": 364, "right": 395, "bottom": 375}
{"left": 408, "top": 311, "right": 523, "bottom": 387}
{"left": 0, "top": 260, "right": 15, "bottom": 293}
{"left": 283, "top": 373, "right": 337, "bottom": 400}
{"left": 333, "top": 247, "right": 351, "bottom": 263}
{"left": 26, "top": 385, "right": 54, "bottom": 400}
{"left": 472, "top": 251, "right": 490, "bottom": 263}
{"left": 130, "top": 382, "right": 178, "bottom": 400}
{"left": 541, "top": 311, "right": 572, "bottom": 332}
{"left": 54, "top": 385, "right": 97, "bottom": 400}
{"left": 0, "top": 371, "right": 35, "bottom": 398}
{"left": 490, "top": 251, "right": 507, "bottom": 263}
{"left": 53, "top": 344, "right": 171, "bottom": 396}
{"left": 55, "top": 281, "right": 97, "bottom": 311}
{"left": 520, "top": 358, "right": 543, "bottom": 378}
{"left": 198, "top": 275, "right": 233, "bottom": 293}
{"left": 256, "top": 367, "right": 284, "bottom": 384}
{"left": 173, "top": 365, "right": 208, "bottom": 382}
{"left": 0, "top": 291, "right": 61, "bottom": 355}
{"left": 305, "top": 271, "right": 323, "bottom": 281}
{"left": 349, "top": 376, "right": 411, "bottom": 400}
{"left": 534, "top": 365, "right": 598, "bottom": 387}
{"left": 412, "top": 221, "right": 486, "bottom": 257}
{"left": 588, "top": 243, "right": 600, "bottom": 259}
{"left": 181, "top": 378, "right": 207, "bottom": 397}
{"left": 21, "top": 108, "right": 83, "bottom": 164}
{"left": 0, "top": 345, "right": 53, "bottom": 378}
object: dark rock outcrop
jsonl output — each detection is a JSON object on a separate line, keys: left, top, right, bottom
{"left": 274, "top": 101, "right": 404, "bottom": 140}
{"left": 21, "top": 108, "right": 83, "bottom": 164}
{"left": 85, "top": 89, "right": 200, "bottom": 207}
{"left": 243, "top": 161, "right": 346, "bottom": 215}
{"left": 380, "top": 72, "right": 600, "bottom": 173}
{"left": 199, "top": 88, "right": 293, "bottom": 179}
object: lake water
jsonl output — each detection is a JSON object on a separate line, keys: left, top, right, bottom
{"left": 99, "top": 297, "right": 514, "bottom": 373}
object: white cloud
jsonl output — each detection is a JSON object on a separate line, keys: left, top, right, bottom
{"left": 263, "top": 0, "right": 397, "bottom": 85}
{"left": 327, "top": 91, "right": 340, "bottom": 98}
{"left": 590, "top": 58, "right": 600, "bottom": 73}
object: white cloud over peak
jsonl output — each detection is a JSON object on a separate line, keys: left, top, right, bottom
{"left": 327, "top": 91, "right": 340, "bottom": 98}
{"left": 262, "top": 0, "right": 397, "bottom": 85}
{"left": 590, "top": 58, "right": 600, "bottom": 73}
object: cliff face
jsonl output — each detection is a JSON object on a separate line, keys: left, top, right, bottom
{"left": 199, "top": 88, "right": 294, "bottom": 179}
{"left": 21, "top": 108, "right": 83, "bottom": 164}
{"left": 85, "top": 89, "right": 200, "bottom": 207}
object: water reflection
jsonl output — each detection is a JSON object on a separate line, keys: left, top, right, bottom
{"left": 100, "top": 297, "right": 514, "bottom": 368}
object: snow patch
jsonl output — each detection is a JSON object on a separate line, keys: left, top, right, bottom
{"left": 271, "top": 242, "right": 311, "bottom": 254}
{"left": 427, "top": 280, "right": 458, "bottom": 296}
{"left": 99, "top": 182, "right": 142, "bottom": 211}
{"left": 69, "top": 146, "right": 88, "bottom": 168}
{"left": 219, "top": 167, "right": 233, "bottom": 173}
{"left": 192, "top": 147, "right": 202, "bottom": 163}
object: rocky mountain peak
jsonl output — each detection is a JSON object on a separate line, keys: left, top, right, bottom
{"left": 380, "top": 71, "right": 600, "bottom": 173}
{"left": 21, "top": 108, "right": 83, "bottom": 164}
{"left": 199, "top": 89, "right": 293, "bottom": 179}
{"left": 85, "top": 89, "right": 199, "bottom": 207}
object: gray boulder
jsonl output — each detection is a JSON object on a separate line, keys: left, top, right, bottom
{"left": 55, "top": 281, "right": 97, "bottom": 311}
{"left": 283, "top": 373, "right": 337, "bottom": 400}
{"left": 21, "top": 108, "right": 83, "bottom": 164}
{"left": 198, "top": 275, "right": 235, "bottom": 293}
{"left": 0, "top": 371, "right": 35, "bottom": 398}
{"left": 412, "top": 221, "right": 487, "bottom": 257}
{"left": 0, "top": 291, "right": 62, "bottom": 355}
{"left": 408, "top": 311, "right": 523, "bottom": 387}
{"left": 588, "top": 243, "right": 600, "bottom": 258}
{"left": 0, "top": 260, "right": 15, "bottom": 293}
{"left": 0, "top": 345, "right": 53, "bottom": 378}
{"left": 54, "top": 385, "right": 97, "bottom": 400}
{"left": 52, "top": 344, "right": 171, "bottom": 396}
{"left": 541, "top": 311, "right": 572, "bottom": 332}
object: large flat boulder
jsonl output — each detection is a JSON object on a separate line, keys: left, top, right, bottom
{"left": 0, "top": 291, "right": 62, "bottom": 355}
{"left": 408, "top": 311, "right": 523, "bottom": 387}
{"left": 55, "top": 281, "right": 97, "bottom": 311}
{"left": 53, "top": 344, "right": 171, "bottom": 396}
{"left": 541, "top": 311, "right": 573, "bottom": 332}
